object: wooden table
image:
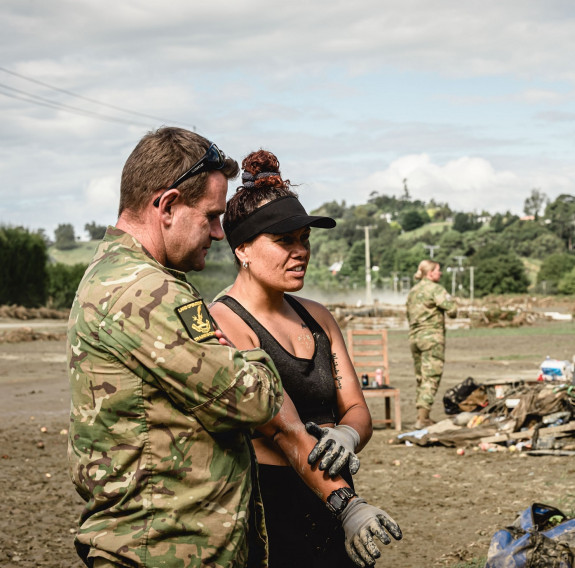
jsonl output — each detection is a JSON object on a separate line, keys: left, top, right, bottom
{"left": 362, "top": 386, "right": 402, "bottom": 431}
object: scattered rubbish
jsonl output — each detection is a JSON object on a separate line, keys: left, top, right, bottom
{"left": 397, "top": 370, "right": 575, "bottom": 452}
{"left": 397, "top": 428, "right": 429, "bottom": 440}
{"left": 443, "top": 377, "right": 489, "bottom": 415}
{"left": 543, "top": 311, "right": 573, "bottom": 322}
{"left": 485, "top": 503, "right": 575, "bottom": 567}
{"left": 452, "top": 411, "right": 477, "bottom": 426}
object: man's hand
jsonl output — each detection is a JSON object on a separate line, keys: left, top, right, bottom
{"left": 337, "top": 498, "right": 402, "bottom": 567}
{"left": 306, "top": 422, "right": 360, "bottom": 477}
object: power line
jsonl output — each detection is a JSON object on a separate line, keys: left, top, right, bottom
{"left": 0, "top": 65, "right": 187, "bottom": 126}
{"left": 0, "top": 83, "right": 153, "bottom": 127}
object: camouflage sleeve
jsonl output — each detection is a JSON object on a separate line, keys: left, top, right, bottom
{"left": 434, "top": 285, "right": 457, "bottom": 318}
{"left": 98, "top": 273, "right": 283, "bottom": 432}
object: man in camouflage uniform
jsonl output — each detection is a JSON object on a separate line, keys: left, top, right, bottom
{"left": 67, "top": 127, "right": 284, "bottom": 568}
{"left": 405, "top": 260, "right": 457, "bottom": 429}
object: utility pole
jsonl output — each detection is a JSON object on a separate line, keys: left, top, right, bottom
{"left": 469, "top": 266, "right": 475, "bottom": 303}
{"left": 424, "top": 244, "right": 440, "bottom": 259}
{"left": 453, "top": 256, "right": 466, "bottom": 267}
{"left": 357, "top": 225, "right": 375, "bottom": 305}
{"left": 445, "top": 267, "right": 456, "bottom": 296}
{"left": 453, "top": 256, "right": 466, "bottom": 294}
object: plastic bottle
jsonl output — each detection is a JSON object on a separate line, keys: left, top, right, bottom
{"left": 375, "top": 368, "right": 383, "bottom": 387}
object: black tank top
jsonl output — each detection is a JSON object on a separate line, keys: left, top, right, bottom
{"left": 216, "top": 294, "right": 338, "bottom": 426}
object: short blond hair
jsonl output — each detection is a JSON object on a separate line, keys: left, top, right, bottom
{"left": 414, "top": 259, "right": 439, "bottom": 280}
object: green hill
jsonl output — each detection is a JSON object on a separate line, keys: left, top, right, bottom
{"left": 48, "top": 241, "right": 99, "bottom": 265}
{"left": 397, "top": 221, "right": 451, "bottom": 241}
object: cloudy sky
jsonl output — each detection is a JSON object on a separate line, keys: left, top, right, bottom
{"left": 2, "top": 0, "right": 575, "bottom": 239}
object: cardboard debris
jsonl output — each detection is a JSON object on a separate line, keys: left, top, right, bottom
{"left": 480, "top": 421, "right": 575, "bottom": 444}
{"left": 398, "top": 379, "right": 575, "bottom": 452}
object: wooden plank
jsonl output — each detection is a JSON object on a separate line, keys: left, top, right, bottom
{"left": 480, "top": 421, "right": 575, "bottom": 444}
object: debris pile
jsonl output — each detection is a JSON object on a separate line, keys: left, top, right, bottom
{"left": 328, "top": 295, "right": 575, "bottom": 331}
{"left": 0, "top": 305, "right": 69, "bottom": 320}
{"left": 398, "top": 369, "right": 575, "bottom": 456}
{"left": 0, "top": 328, "right": 67, "bottom": 343}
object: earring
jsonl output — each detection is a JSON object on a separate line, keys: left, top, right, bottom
{"left": 242, "top": 261, "right": 248, "bottom": 269}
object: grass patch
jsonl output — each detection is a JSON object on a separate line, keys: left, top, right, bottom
{"left": 388, "top": 322, "right": 574, "bottom": 342}
{"left": 449, "top": 559, "right": 487, "bottom": 568}
{"left": 447, "top": 322, "right": 574, "bottom": 339}
{"left": 522, "top": 256, "right": 542, "bottom": 287}
{"left": 397, "top": 221, "right": 451, "bottom": 241}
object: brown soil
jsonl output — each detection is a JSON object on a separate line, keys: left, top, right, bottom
{"left": 0, "top": 317, "right": 574, "bottom": 567}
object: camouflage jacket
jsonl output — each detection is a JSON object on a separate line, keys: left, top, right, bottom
{"left": 406, "top": 278, "right": 457, "bottom": 342}
{"left": 67, "top": 227, "right": 283, "bottom": 568}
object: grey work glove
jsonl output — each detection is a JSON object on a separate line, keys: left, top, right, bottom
{"left": 337, "top": 497, "right": 402, "bottom": 567}
{"left": 306, "top": 422, "right": 361, "bottom": 477}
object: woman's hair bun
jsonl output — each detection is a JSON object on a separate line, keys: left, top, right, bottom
{"left": 240, "top": 149, "right": 289, "bottom": 191}
{"left": 242, "top": 150, "right": 280, "bottom": 176}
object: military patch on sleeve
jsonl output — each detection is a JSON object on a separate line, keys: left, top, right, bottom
{"left": 176, "top": 299, "right": 217, "bottom": 342}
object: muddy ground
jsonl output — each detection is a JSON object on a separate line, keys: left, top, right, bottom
{"left": 0, "top": 316, "right": 574, "bottom": 568}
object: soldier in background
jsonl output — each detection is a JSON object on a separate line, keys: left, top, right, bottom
{"left": 406, "top": 260, "right": 457, "bottom": 429}
{"left": 67, "top": 127, "right": 283, "bottom": 568}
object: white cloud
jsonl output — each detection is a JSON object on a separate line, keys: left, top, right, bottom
{"left": 83, "top": 176, "right": 120, "bottom": 216}
{"left": 1, "top": 0, "right": 575, "bottom": 236}
{"left": 360, "top": 154, "right": 575, "bottom": 214}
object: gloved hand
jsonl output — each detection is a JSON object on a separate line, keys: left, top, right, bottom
{"left": 337, "top": 497, "right": 402, "bottom": 567}
{"left": 306, "top": 422, "right": 361, "bottom": 477}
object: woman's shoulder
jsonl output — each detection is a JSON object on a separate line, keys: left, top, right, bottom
{"left": 288, "top": 295, "right": 336, "bottom": 329}
{"left": 421, "top": 279, "right": 444, "bottom": 292}
{"left": 208, "top": 296, "right": 260, "bottom": 350}
{"left": 429, "top": 280, "right": 448, "bottom": 294}
{"left": 288, "top": 295, "right": 329, "bottom": 314}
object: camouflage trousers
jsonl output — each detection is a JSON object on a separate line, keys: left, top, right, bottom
{"left": 409, "top": 336, "right": 445, "bottom": 410}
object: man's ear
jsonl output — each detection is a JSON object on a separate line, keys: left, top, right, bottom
{"left": 157, "top": 189, "right": 181, "bottom": 221}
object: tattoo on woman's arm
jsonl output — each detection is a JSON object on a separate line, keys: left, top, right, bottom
{"left": 332, "top": 353, "right": 343, "bottom": 389}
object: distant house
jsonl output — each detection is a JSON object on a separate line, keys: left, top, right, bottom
{"left": 329, "top": 261, "right": 343, "bottom": 275}
{"left": 520, "top": 215, "right": 535, "bottom": 221}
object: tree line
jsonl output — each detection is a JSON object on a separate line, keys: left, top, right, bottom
{"left": 306, "top": 188, "right": 575, "bottom": 297}
{"left": 2, "top": 188, "right": 575, "bottom": 309}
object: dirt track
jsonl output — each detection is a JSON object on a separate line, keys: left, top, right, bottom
{"left": 0, "top": 317, "right": 574, "bottom": 567}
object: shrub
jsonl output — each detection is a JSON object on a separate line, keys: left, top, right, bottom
{"left": 0, "top": 226, "right": 48, "bottom": 307}
{"left": 558, "top": 267, "right": 575, "bottom": 295}
{"left": 47, "top": 263, "right": 88, "bottom": 310}
{"left": 537, "top": 252, "right": 575, "bottom": 288}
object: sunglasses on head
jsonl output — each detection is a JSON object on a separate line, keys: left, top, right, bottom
{"left": 153, "top": 142, "right": 227, "bottom": 207}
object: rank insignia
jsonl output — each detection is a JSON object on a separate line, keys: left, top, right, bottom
{"left": 176, "top": 299, "right": 217, "bottom": 342}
